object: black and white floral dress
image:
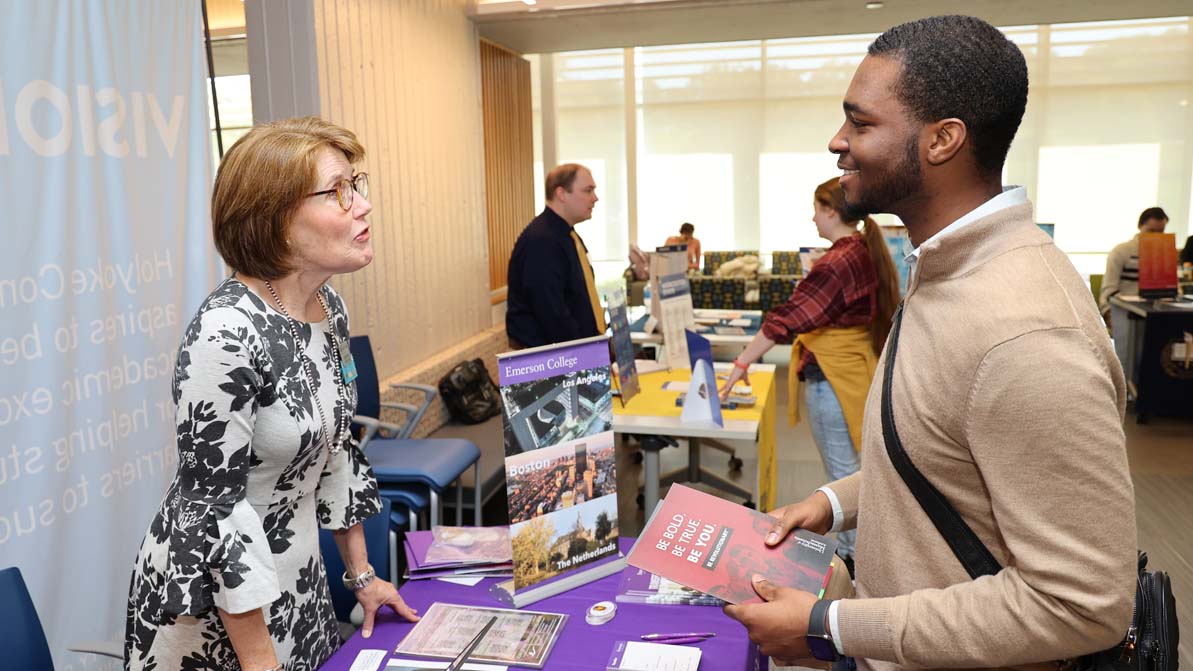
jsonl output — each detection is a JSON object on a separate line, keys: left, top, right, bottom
{"left": 124, "top": 278, "right": 380, "bottom": 671}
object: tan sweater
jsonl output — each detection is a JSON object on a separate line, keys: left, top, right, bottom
{"left": 828, "top": 202, "right": 1137, "bottom": 670}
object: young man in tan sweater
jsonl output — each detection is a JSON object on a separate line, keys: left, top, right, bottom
{"left": 723, "top": 16, "right": 1136, "bottom": 670}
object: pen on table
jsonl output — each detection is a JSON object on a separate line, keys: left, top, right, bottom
{"left": 648, "top": 636, "right": 713, "bottom": 645}
{"left": 640, "top": 632, "right": 716, "bottom": 641}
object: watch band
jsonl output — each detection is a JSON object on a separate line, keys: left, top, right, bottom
{"left": 806, "top": 598, "right": 840, "bottom": 661}
{"left": 342, "top": 563, "right": 376, "bottom": 592}
{"left": 807, "top": 598, "right": 832, "bottom": 637}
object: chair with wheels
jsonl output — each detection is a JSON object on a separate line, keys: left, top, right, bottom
{"left": 350, "top": 336, "right": 482, "bottom": 527}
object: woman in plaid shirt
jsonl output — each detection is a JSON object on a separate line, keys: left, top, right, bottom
{"left": 720, "top": 177, "right": 900, "bottom": 566}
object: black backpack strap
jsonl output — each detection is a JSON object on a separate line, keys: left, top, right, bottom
{"left": 881, "top": 304, "right": 1002, "bottom": 579}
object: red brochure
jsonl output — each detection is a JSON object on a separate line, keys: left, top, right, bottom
{"left": 627, "top": 484, "right": 838, "bottom": 604}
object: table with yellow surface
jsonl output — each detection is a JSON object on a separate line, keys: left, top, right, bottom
{"left": 612, "top": 362, "right": 778, "bottom": 514}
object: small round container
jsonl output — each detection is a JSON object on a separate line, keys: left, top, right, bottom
{"left": 585, "top": 600, "right": 617, "bottom": 625}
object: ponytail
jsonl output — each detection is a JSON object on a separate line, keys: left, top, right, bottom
{"left": 860, "top": 217, "right": 900, "bottom": 355}
{"left": 813, "top": 175, "right": 900, "bottom": 354}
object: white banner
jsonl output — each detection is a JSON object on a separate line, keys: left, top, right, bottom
{"left": 0, "top": 2, "right": 221, "bottom": 668}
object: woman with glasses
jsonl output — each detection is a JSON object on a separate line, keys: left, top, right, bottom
{"left": 124, "top": 117, "right": 416, "bottom": 671}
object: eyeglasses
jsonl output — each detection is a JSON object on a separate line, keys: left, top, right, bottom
{"left": 306, "top": 173, "right": 369, "bottom": 211}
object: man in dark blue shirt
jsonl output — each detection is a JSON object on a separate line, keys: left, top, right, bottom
{"left": 506, "top": 163, "right": 605, "bottom": 348}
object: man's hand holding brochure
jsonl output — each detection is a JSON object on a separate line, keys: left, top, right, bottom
{"left": 626, "top": 484, "right": 853, "bottom": 667}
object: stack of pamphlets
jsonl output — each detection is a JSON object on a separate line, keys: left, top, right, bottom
{"left": 403, "top": 526, "right": 513, "bottom": 581}
{"left": 615, "top": 566, "right": 724, "bottom": 606}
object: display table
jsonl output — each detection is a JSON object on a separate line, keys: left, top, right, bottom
{"left": 630, "top": 309, "right": 762, "bottom": 360}
{"left": 317, "top": 538, "right": 766, "bottom": 671}
{"left": 1109, "top": 295, "right": 1193, "bottom": 422}
{"left": 612, "top": 363, "right": 778, "bottom": 513}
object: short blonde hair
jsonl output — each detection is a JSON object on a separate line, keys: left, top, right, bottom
{"left": 211, "top": 116, "right": 366, "bottom": 280}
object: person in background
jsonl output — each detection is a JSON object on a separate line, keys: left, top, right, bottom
{"left": 719, "top": 176, "right": 900, "bottom": 570}
{"left": 506, "top": 163, "right": 605, "bottom": 348}
{"left": 124, "top": 117, "right": 418, "bottom": 671}
{"left": 1099, "top": 206, "right": 1168, "bottom": 314}
{"left": 665, "top": 222, "right": 702, "bottom": 271}
{"left": 723, "top": 16, "right": 1134, "bottom": 669}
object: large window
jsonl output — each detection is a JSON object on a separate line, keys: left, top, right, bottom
{"left": 206, "top": 37, "right": 253, "bottom": 165}
{"left": 530, "top": 49, "right": 629, "bottom": 291}
{"left": 533, "top": 16, "right": 1193, "bottom": 279}
{"left": 1033, "top": 17, "right": 1191, "bottom": 274}
{"left": 637, "top": 41, "right": 763, "bottom": 252}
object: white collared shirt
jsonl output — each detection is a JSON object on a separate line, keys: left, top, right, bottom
{"left": 818, "top": 184, "right": 1026, "bottom": 656}
{"left": 904, "top": 186, "right": 1027, "bottom": 281}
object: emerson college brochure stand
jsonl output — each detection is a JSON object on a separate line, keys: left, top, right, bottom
{"left": 492, "top": 335, "right": 627, "bottom": 607}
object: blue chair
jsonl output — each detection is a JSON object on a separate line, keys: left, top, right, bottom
{"left": 380, "top": 486, "right": 425, "bottom": 532}
{"left": 350, "top": 336, "right": 483, "bottom": 528}
{"left": 319, "top": 496, "right": 401, "bottom": 623}
{"left": 0, "top": 566, "right": 54, "bottom": 671}
{"left": 379, "top": 485, "right": 430, "bottom": 581}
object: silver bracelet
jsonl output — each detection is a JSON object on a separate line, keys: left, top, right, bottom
{"left": 259, "top": 664, "right": 283, "bottom": 671}
{"left": 342, "top": 563, "right": 376, "bottom": 592}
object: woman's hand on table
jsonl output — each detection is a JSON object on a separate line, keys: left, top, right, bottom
{"left": 718, "top": 364, "right": 750, "bottom": 402}
{"left": 355, "top": 578, "right": 419, "bottom": 638}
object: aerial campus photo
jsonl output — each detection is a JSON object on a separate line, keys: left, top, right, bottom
{"left": 500, "top": 366, "right": 613, "bottom": 455}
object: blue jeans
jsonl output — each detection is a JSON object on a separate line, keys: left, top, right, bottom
{"left": 804, "top": 371, "right": 860, "bottom": 557}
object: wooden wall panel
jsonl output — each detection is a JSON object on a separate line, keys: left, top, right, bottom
{"left": 479, "top": 39, "right": 534, "bottom": 299}
{"left": 310, "top": 0, "right": 490, "bottom": 380}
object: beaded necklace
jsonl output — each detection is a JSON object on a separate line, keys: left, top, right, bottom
{"left": 264, "top": 280, "right": 349, "bottom": 455}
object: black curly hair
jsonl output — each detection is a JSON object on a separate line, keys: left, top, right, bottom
{"left": 869, "top": 15, "right": 1028, "bottom": 178}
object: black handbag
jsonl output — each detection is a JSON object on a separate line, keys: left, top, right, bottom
{"left": 880, "top": 305, "right": 1179, "bottom": 671}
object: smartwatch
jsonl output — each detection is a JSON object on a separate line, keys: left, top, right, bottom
{"left": 806, "top": 599, "right": 841, "bottom": 662}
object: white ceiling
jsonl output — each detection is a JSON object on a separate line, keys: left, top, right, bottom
{"left": 476, "top": 0, "right": 690, "bottom": 13}
{"left": 474, "top": 0, "right": 1193, "bottom": 54}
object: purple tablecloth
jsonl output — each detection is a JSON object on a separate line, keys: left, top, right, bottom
{"left": 319, "top": 537, "right": 766, "bottom": 670}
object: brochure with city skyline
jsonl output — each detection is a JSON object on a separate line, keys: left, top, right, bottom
{"left": 494, "top": 335, "right": 625, "bottom": 607}
{"left": 627, "top": 484, "right": 838, "bottom": 604}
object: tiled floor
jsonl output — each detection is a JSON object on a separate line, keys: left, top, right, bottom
{"left": 614, "top": 347, "right": 1192, "bottom": 668}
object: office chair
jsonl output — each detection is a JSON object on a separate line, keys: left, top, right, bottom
{"left": 350, "top": 336, "right": 482, "bottom": 527}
